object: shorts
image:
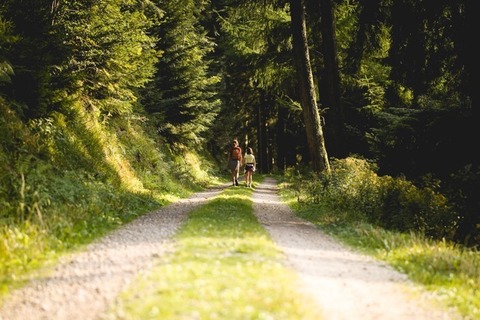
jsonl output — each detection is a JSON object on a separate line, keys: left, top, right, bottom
{"left": 228, "top": 159, "right": 240, "bottom": 171}
{"left": 244, "top": 164, "right": 255, "bottom": 173}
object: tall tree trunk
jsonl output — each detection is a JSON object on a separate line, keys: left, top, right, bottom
{"left": 307, "top": 0, "right": 346, "bottom": 158}
{"left": 258, "top": 91, "right": 269, "bottom": 173}
{"left": 276, "top": 103, "right": 286, "bottom": 173}
{"left": 318, "top": 0, "right": 347, "bottom": 158}
{"left": 289, "top": 0, "right": 330, "bottom": 173}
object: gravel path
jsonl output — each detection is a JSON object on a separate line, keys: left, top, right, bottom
{"left": 0, "top": 185, "right": 226, "bottom": 320}
{"left": 0, "top": 177, "right": 462, "bottom": 320}
{"left": 252, "top": 177, "right": 461, "bottom": 320}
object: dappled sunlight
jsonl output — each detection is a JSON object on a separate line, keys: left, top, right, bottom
{"left": 215, "top": 193, "right": 253, "bottom": 202}
{"left": 153, "top": 193, "right": 180, "bottom": 204}
{"left": 250, "top": 185, "right": 280, "bottom": 205}
{"left": 106, "top": 153, "right": 145, "bottom": 192}
{"left": 181, "top": 151, "right": 214, "bottom": 183}
{"left": 176, "top": 184, "right": 230, "bottom": 204}
{"left": 251, "top": 196, "right": 282, "bottom": 205}
{"left": 102, "top": 136, "right": 146, "bottom": 192}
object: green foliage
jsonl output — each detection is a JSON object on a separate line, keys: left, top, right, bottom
{"left": 0, "top": 100, "right": 52, "bottom": 223}
{"left": 0, "top": 169, "right": 163, "bottom": 294}
{"left": 206, "top": 2, "right": 302, "bottom": 166}
{"left": 283, "top": 156, "right": 459, "bottom": 241}
{"left": 367, "top": 94, "right": 474, "bottom": 184}
{"left": 0, "top": 61, "right": 13, "bottom": 84}
{"left": 52, "top": 0, "right": 161, "bottom": 116}
{"left": 390, "top": 241, "right": 480, "bottom": 318}
{"left": 376, "top": 175, "right": 457, "bottom": 238}
{"left": 142, "top": 0, "right": 221, "bottom": 146}
{"left": 0, "top": 14, "right": 16, "bottom": 84}
{"left": 444, "top": 164, "right": 480, "bottom": 246}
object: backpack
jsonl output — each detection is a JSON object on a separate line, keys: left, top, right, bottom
{"left": 231, "top": 147, "right": 241, "bottom": 160}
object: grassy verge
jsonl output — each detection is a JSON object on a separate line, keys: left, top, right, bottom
{"left": 278, "top": 181, "right": 480, "bottom": 320}
{"left": 107, "top": 178, "right": 324, "bottom": 319}
{"left": 0, "top": 170, "right": 224, "bottom": 301}
{"left": 0, "top": 105, "right": 224, "bottom": 300}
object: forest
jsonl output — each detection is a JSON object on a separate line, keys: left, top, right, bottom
{"left": 0, "top": 0, "right": 476, "bottom": 296}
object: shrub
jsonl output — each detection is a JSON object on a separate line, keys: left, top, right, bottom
{"left": 285, "top": 156, "right": 459, "bottom": 242}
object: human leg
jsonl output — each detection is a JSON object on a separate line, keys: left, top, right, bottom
{"left": 234, "top": 161, "right": 239, "bottom": 186}
{"left": 228, "top": 159, "right": 239, "bottom": 186}
{"left": 245, "top": 170, "right": 251, "bottom": 187}
{"left": 230, "top": 169, "right": 234, "bottom": 185}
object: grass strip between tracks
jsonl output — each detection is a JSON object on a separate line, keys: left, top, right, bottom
{"left": 107, "top": 181, "right": 323, "bottom": 319}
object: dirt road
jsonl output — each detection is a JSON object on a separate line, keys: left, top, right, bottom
{"left": 0, "top": 177, "right": 461, "bottom": 319}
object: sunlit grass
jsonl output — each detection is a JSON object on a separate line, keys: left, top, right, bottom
{"left": 108, "top": 185, "right": 324, "bottom": 320}
{"left": 279, "top": 183, "right": 480, "bottom": 320}
{"left": 0, "top": 108, "right": 225, "bottom": 301}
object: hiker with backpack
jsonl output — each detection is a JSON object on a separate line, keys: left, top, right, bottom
{"left": 227, "top": 139, "right": 242, "bottom": 186}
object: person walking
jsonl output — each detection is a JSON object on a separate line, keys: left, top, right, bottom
{"left": 243, "top": 147, "right": 256, "bottom": 187}
{"left": 227, "top": 139, "right": 242, "bottom": 186}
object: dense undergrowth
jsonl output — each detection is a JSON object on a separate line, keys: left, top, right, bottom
{"left": 279, "top": 160, "right": 480, "bottom": 319}
{"left": 0, "top": 100, "right": 222, "bottom": 298}
{"left": 284, "top": 158, "right": 460, "bottom": 241}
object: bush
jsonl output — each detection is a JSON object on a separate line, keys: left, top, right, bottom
{"left": 284, "top": 156, "right": 459, "bottom": 242}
